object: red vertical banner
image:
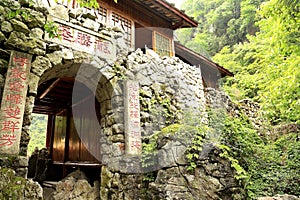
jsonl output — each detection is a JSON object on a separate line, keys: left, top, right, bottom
{"left": 124, "top": 80, "right": 141, "bottom": 155}
{"left": 0, "top": 51, "right": 32, "bottom": 155}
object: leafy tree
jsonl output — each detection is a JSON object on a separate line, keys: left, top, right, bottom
{"left": 176, "top": 0, "right": 263, "bottom": 56}
{"left": 214, "top": 0, "right": 300, "bottom": 124}
{"left": 221, "top": 113, "right": 300, "bottom": 198}
{"left": 178, "top": 0, "right": 300, "bottom": 197}
{"left": 27, "top": 114, "right": 47, "bottom": 155}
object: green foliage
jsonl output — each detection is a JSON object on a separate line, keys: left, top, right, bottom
{"left": 220, "top": 114, "right": 262, "bottom": 185}
{"left": 7, "top": 8, "right": 31, "bottom": 20}
{"left": 176, "top": 109, "right": 215, "bottom": 171}
{"left": 185, "top": 124, "right": 208, "bottom": 171}
{"left": 220, "top": 112, "right": 300, "bottom": 198}
{"left": 213, "top": 0, "right": 300, "bottom": 124}
{"left": 142, "top": 104, "right": 300, "bottom": 198}
{"left": 218, "top": 144, "right": 249, "bottom": 183}
{"left": 142, "top": 109, "right": 207, "bottom": 172}
{"left": 0, "top": 167, "right": 27, "bottom": 199}
{"left": 141, "top": 123, "right": 188, "bottom": 170}
{"left": 176, "top": 0, "right": 300, "bottom": 196}
{"left": 54, "top": 0, "right": 101, "bottom": 8}
{"left": 144, "top": 85, "right": 180, "bottom": 125}
{"left": 7, "top": 5, "right": 60, "bottom": 39}
{"left": 44, "top": 21, "right": 60, "bottom": 39}
{"left": 75, "top": 0, "right": 100, "bottom": 8}
{"left": 244, "top": 132, "right": 300, "bottom": 198}
{"left": 176, "top": 0, "right": 263, "bottom": 56}
{"left": 27, "top": 114, "right": 47, "bottom": 156}
{"left": 142, "top": 131, "right": 159, "bottom": 170}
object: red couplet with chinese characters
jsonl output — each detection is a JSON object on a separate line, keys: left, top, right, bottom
{"left": 124, "top": 80, "right": 142, "bottom": 155}
{"left": 0, "top": 51, "right": 32, "bottom": 155}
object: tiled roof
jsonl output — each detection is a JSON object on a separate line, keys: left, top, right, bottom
{"left": 175, "top": 42, "right": 234, "bottom": 77}
{"left": 133, "top": 0, "right": 198, "bottom": 29}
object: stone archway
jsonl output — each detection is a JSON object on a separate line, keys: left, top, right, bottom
{"left": 24, "top": 53, "right": 126, "bottom": 180}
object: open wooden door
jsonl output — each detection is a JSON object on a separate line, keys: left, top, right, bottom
{"left": 33, "top": 77, "right": 102, "bottom": 179}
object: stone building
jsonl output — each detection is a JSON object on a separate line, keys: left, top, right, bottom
{"left": 0, "top": 0, "right": 243, "bottom": 199}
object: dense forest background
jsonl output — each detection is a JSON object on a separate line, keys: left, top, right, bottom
{"left": 176, "top": 0, "right": 299, "bottom": 125}
{"left": 176, "top": 0, "right": 299, "bottom": 198}
{"left": 28, "top": 114, "right": 47, "bottom": 155}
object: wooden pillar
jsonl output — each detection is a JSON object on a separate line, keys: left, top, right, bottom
{"left": 64, "top": 109, "right": 71, "bottom": 162}
{"left": 46, "top": 114, "right": 55, "bottom": 155}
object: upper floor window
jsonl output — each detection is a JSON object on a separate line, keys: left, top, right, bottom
{"left": 111, "top": 12, "right": 133, "bottom": 47}
{"left": 96, "top": 6, "right": 108, "bottom": 24}
{"left": 153, "top": 31, "right": 173, "bottom": 57}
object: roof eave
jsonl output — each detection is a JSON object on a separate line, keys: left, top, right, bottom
{"left": 174, "top": 42, "right": 234, "bottom": 77}
{"left": 155, "top": 0, "right": 198, "bottom": 28}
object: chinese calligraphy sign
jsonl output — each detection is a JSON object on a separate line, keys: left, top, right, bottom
{"left": 0, "top": 51, "right": 32, "bottom": 155}
{"left": 45, "top": 20, "right": 116, "bottom": 61}
{"left": 124, "top": 81, "right": 142, "bottom": 155}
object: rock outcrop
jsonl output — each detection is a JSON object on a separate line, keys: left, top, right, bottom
{"left": 0, "top": 167, "right": 43, "bottom": 199}
{"left": 258, "top": 195, "right": 300, "bottom": 200}
{"left": 52, "top": 170, "right": 100, "bottom": 200}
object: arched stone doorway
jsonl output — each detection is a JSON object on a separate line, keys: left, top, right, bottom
{"left": 28, "top": 61, "right": 120, "bottom": 182}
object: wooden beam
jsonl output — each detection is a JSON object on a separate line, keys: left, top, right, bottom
{"left": 35, "top": 101, "right": 69, "bottom": 109}
{"left": 56, "top": 109, "right": 67, "bottom": 116}
{"left": 174, "top": 42, "right": 234, "bottom": 76}
{"left": 53, "top": 161, "right": 102, "bottom": 167}
{"left": 171, "top": 20, "right": 184, "bottom": 29}
{"left": 155, "top": 0, "right": 198, "bottom": 28}
{"left": 39, "top": 78, "right": 61, "bottom": 99}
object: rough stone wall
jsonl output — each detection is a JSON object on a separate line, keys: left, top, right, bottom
{"left": 99, "top": 50, "right": 209, "bottom": 199}
{"left": 0, "top": 0, "right": 50, "bottom": 176}
{"left": 99, "top": 138, "right": 245, "bottom": 200}
{"left": 0, "top": 0, "right": 127, "bottom": 177}
{"left": 0, "top": 167, "right": 43, "bottom": 199}
{"left": 98, "top": 67, "right": 252, "bottom": 200}
{"left": 205, "top": 87, "right": 265, "bottom": 130}
{"left": 95, "top": 47, "right": 211, "bottom": 198}
{"left": 258, "top": 195, "right": 300, "bottom": 200}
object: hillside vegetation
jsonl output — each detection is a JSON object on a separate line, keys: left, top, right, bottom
{"left": 177, "top": 0, "right": 300, "bottom": 198}
{"left": 28, "top": 114, "right": 47, "bottom": 155}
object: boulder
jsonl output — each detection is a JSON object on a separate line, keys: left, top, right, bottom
{"left": 30, "top": 28, "right": 44, "bottom": 39}
{"left": 31, "top": 56, "right": 51, "bottom": 76}
{"left": 1, "top": 21, "right": 13, "bottom": 33}
{"left": 5, "top": 31, "right": 28, "bottom": 51}
{"left": 0, "top": 31, "right": 5, "bottom": 42}
{"left": 22, "top": 8, "right": 46, "bottom": 28}
{"left": 0, "top": 167, "right": 43, "bottom": 199}
{"left": 48, "top": 5, "right": 69, "bottom": 21}
{"left": 53, "top": 170, "right": 99, "bottom": 200}
{"left": 0, "top": 0, "right": 20, "bottom": 10}
{"left": 46, "top": 51, "right": 63, "bottom": 66}
{"left": 258, "top": 195, "right": 300, "bottom": 200}
{"left": 10, "top": 18, "right": 30, "bottom": 34}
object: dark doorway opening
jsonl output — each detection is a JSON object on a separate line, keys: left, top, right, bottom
{"left": 30, "top": 77, "right": 102, "bottom": 182}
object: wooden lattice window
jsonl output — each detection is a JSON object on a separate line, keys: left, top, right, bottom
{"left": 96, "top": 6, "right": 107, "bottom": 24}
{"left": 111, "top": 12, "right": 133, "bottom": 47}
{"left": 153, "top": 31, "right": 173, "bottom": 57}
